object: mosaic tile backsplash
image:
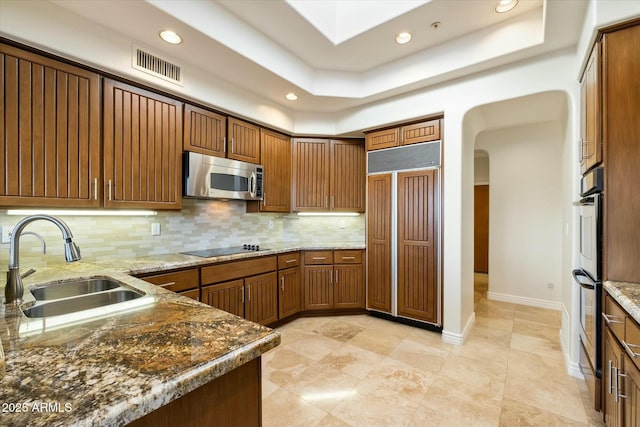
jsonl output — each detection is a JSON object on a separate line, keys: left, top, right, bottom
{"left": 0, "top": 199, "right": 365, "bottom": 268}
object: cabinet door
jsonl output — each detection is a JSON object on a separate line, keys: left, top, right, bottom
{"left": 366, "top": 127, "right": 399, "bottom": 151}
{"left": 259, "top": 129, "right": 291, "bottom": 212}
{"left": 202, "top": 279, "right": 244, "bottom": 318}
{"left": 334, "top": 264, "right": 364, "bottom": 309}
{"left": 278, "top": 267, "right": 302, "bottom": 319}
{"left": 330, "top": 139, "right": 365, "bottom": 212}
{"left": 397, "top": 169, "right": 439, "bottom": 323}
{"left": 624, "top": 353, "right": 640, "bottom": 427}
{"left": 401, "top": 119, "right": 441, "bottom": 146}
{"left": 0, "top": 44, "right": 101, "bottom": 207}
{"left": 103, "top": 79, "right": 182, "bottom": 209}
{"left": 292, "top": 138, "right": 330, "bottom": 211}
{"left": 580, "top": 43, "right": 601, "bottom": 174}
{"left": 367, "top": 173, "right": 392, "bottom": 313}
{"left": 304, "top": 265, "right": 333, "bottom": 310}
{"left": 184, "top": 103, "right": 226, "bottom": 157}
{"left": 245, "top": 272, "right": 278, "bottom": 325}
{"left": 228, "top": 117, "right": 260, "bottom": 163}
{"left": 604, "top": 328, "right": 624, "bottom": 427}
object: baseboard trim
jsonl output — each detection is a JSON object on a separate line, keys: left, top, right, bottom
{"left": 442, "top": 312, "right": 476, "bottom": 345}
{"left": 487, "top": 291, "right": 562, "bottom": 311}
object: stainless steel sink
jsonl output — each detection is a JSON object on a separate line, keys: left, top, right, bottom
{"left": 30, "top": 277, "right": 122, "bottom": 300}
{"left": 22, "top": 289, "right": 145, "bottom": 318}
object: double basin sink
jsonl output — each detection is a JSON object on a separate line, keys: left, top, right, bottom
{"left": 20, "top": 276, "right": 152, "bottom": 322}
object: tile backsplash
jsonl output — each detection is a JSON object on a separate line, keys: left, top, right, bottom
{"left": 0, "top": 199, "right": 365, "bottom": 267}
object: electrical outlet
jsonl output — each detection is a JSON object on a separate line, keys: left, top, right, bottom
{"left": 151, "top": 223, "right": 161, "bottom": 236}
{"left": 268, "top": 220, "right": 274, "bottom": 230}
{"left": 339, "top": 220, "right": 346, "bottom": 229}
{"left": 1, "top": 226, "right": 12, "bottom": 243}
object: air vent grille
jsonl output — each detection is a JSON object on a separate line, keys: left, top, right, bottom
{"left": 132, "top": 46, "right": 183, "bottom": 86}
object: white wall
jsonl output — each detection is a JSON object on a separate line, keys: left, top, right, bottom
{"left": 474, "top": 154, "right": 490, "bottom": 185}
{"left": 475, "top": 121, "right": 564, "bottom": 307}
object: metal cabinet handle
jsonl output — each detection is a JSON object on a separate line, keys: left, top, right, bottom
{"left": 341, "top": 256, "right": 356, "bottom": 260}
{"left": 617, "top": 369, "right": 629, "bottom": 401}
{"left": 158, "top": 281, "right": 176, "bottom": 288}
{"left": 108, "top": 179, "right": 112, "bottom": 201}
{"left": 602, "top": 312, "right": 624, "bottom": 325}
{"left": 223, "top": 136, "right": 227, "bottom": 153}
{"left": 280, "top": 276, "right": 285, "bottom": 291}
{"left": 247, "top": 284, "right": 251, "bottom": 301}
{"left": 608, "top": 360, "right": 614, "bottom": 394}
{"left": 242, "top": 286, "right": 245, "bottom": 303}
{"left": 335, "top": 271, "right": 339, "bottom": 283}
{"left": 285, "top": 259, "right": 297, "bottom": 264}
{"left": 330, "top": 271, "right": 333, "bottom": 285}
{"left": 623, "top": 340, "right": 640, "bottom": 358}
{"left": 263, "top": 191, "right": 266, "bottom": 207}
{"left": 94, "top": 178, "right": 98, "bottom": 200}
{"left": 312, "top": 257, "right": 326, "bottom": 261}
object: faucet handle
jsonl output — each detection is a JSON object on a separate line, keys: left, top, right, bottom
{"left": 20, "top": 268, "right": 36, "bottom": 280}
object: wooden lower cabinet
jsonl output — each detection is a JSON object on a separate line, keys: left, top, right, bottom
{"left": 625, "top": 354, "right": 640, "bottom": 427}
{"left": 127, "top": 357, "right": 261, "bottom": 427}
{"left": 604, "top": 328, "right": 624, "bottom": 427}
{"left": 202, "top": 279, "right": 245, "bottom": 318}
{"left": 303, "top": 250, "right": 364, "bottom": 311}
{"left": 245, "top": 272, "right": 278, "bottom": 325}
{"left": 138, "top": 268, "right": 200, "bottom": 302}
{"left": 278, "top": 267, "right": 302, "bottom": 319}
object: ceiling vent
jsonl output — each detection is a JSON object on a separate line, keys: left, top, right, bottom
{"left": 132, "top": 45, "right": 183, "bottom": 86}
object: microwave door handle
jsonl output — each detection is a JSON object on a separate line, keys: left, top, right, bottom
{"left": 249, "top": 172, "right": 257, "bottom": 198}
{"left": 572, "top": 268, "right": 596, "bottom": 290}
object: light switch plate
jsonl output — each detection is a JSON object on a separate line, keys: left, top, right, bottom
{"left": 151, "top": 223, "right": 161, "bottom": 236}
{"left": 1, "top": 226, "right": 12, "bottom": 243}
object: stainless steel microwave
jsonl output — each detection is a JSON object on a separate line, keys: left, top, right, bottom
{"left": 183, "top": 152, "right": 263, "bottom": 201}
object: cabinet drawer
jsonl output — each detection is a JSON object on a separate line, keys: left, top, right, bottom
{"left": 604, "top": 294, "right": 626, "bottom": 341}
{"left": 141, "top": 269, "right": 199, "bottom": 292}
{"left": 304, "top": 251, "right": 334, "bottom": 265}
{"left": 625, "top": 316, "right": 640, "bottom": 369}
{"left": 278, "top": 252, "right": 301, "bottom": 269}
{"left": 334, "top": 250, "right": 362, "bottom": 264}
{"left": 201, "top": 256, "right": 277, "bottom": 285}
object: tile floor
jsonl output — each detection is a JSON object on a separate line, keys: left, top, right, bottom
{"left": 261, "top": 274, "right": 604, "bottom": 426}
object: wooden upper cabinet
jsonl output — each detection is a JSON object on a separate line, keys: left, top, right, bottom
{"left": 366, "top": 118, "right": 441, "bottom": 151}
{"left": 103, "top": 79, "right": 182, "bottom": 209}
{"left": 292, "top": 138, "right": 330, "bottom": 211}
{"left": 248, "top": 129, "right": 291, "bottom": 212}
{"left": 183, "top": 103, "right": 226, "bottom": 157}
{"left": 401, "top": 119, "right": 441, "bottom": 146}
{"left": 228, "top": 117, "right": 260, "bottom": 163}
{"left": 292, "top": 138, "right": 365, "bottom": 212}
{"left": 366, "top": 127, "right": 400, "bottom": 151}
{"left": 330, "top": 139, "right": 365, "bottom": 212}
{"left": 0, "top": 43, "right": 101, "bottom": 207}
{"left": 580, "top": 43, "right": 601, "bottom": 174}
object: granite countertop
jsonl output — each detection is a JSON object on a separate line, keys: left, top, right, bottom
{"left": 0, "top": 242, "right": 363, "bottom": 426}
{"left": 604, "top": 280, "right": 640, "bottom": 324}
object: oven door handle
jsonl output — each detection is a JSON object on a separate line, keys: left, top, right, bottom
{"left": 572, "top": 268, "right": 596, "bottom": 290}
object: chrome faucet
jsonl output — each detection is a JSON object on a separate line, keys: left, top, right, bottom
{"left": 5, "top": 215, "right": 81, "bottom": 304}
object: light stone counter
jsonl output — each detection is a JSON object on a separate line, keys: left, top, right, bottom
{"left": 0, "top": 242, "right": 364, "bottom": 426}
{"left": 604, "top": 280, "right": 640, "bottom": 324}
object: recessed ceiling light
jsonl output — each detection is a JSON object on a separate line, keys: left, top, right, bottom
{"left": 159, "top": 30, "right": 182, "bottom": 45}
{"left": 395, "top": 32, "right": 412, "bottom": 45}
{"left": 495, "top": 0, "right": 518, "bottom": 13}
{"left": 285, "top": 93, "right": 298, "bottom": 101}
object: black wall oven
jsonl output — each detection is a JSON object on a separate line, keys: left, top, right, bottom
{"left": 573, "top": 166, "right": 603, "bottom": 411}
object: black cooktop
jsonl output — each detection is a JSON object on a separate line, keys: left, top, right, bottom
{"left": 181, "top": 245, "right": 266, "bottom": 258}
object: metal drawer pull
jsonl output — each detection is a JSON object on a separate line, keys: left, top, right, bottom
{"left": 280, "top": 276, "right": 285, "bottom": 291}
{"left": 341, "top": 256, "right": 356, "bottom": 260}
{"left": 94, "top": 178, "right": 98, "bottom": 200}
{"left": 623, "top": 340, "right": 640, "bottom": 358}
{"left": 108, "top": 179, "right": 112, "bottom": 201}
{"left": 286, "top": 259, "right": 297, "bottom": 263}
{"left": 602, "top": 313, "right": 623, "bottom": 324}
{"left": 158, "top": 282, "right": 176, "bottom": 288}
{"left": 312, "top": 257, "right": 326, "bottom": 260}
{"left": 242, "top": 286, "right": 245, "bottom": 303}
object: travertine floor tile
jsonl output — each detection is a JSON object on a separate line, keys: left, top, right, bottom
{"left": 262, "top": 387, "right": 327, "bottom": 427}
{"left": 262, "top": 274, "right": 597, "bottom": 427}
